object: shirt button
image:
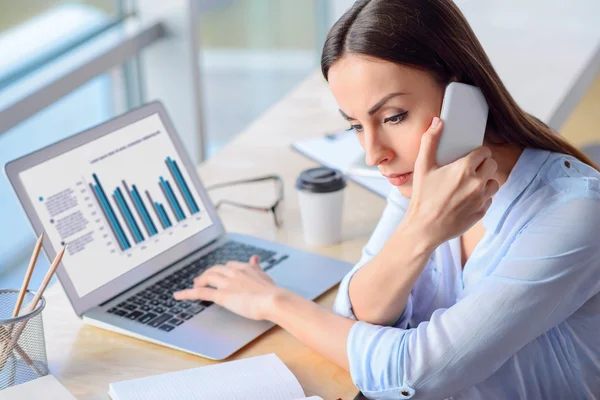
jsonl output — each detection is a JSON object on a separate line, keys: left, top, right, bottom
{"left": 401, "top": 390, "right": 409, "bottom": 396}
{"left": 564, "top": 160, "right": 571, "bottom": 168}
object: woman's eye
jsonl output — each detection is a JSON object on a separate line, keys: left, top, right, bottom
{"left": 347, "top": 124, "right": 364, "bottom": 133}
{"left": 384, "top": 112, "right": 408, "bottom": 125}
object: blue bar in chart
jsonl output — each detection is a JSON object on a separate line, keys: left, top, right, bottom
{"left": 92, "top": 173, "right": 130, "bottom": 250}
{"left": 114, "top": 188, "right": 144, "bottom": 243}
{"left": 90, "top": 183, "right": 120, "bottom": 245}
{"left": 160, "top": 204, "right": 172, "bottom": 227}
{"left": 159, "top": 177, "right": 185, "bottom": 222}
{"left": 126, "top": 181, "right": 158, "bottom": 237}
{"left": 145, "top": 190, "right": 166, "bottom": 230}
{"left": 157, "top": 202, "right": 172, "bottom": 228}
{"left": 166, "top": 157, "right": 199, "bottom": 214}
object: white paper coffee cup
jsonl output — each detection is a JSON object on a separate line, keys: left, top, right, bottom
{"left": 296, "top": 167, "right": 347, "bottom": 246}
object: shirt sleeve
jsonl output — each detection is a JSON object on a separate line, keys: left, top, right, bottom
{"left": 333, "top": 189, "right": 409, "bottom": 320}
{"left": 332, "top": 189, "right": 440, "bottom": 329}
{"left": 347, "top": 197, "right": 600, "bottom": 399}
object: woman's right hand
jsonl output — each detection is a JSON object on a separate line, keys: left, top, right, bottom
{"left": 403, "top": 117, "right": 500, "bottom": 247}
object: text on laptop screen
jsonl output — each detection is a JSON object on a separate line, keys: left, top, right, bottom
{"left": 19, "top": 113, "right": 214, "bottom": 297}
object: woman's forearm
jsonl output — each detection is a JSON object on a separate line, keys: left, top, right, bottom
{"left": 266, "top": 289, "right": 355, "bottom": 371}
{"left": 349, "top": 220, "right": 438, "bottom": 326}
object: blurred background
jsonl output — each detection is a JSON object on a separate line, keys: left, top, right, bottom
{"left": 0, "top": 0, "right": 598, "bottom": 289}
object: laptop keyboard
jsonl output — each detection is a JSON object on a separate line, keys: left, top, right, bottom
{"left": 106, "top": 240, "right": 281, "bottom": 332}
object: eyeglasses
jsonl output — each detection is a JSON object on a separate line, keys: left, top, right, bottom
{"left": 205, "top": 175, "right": 284, "bottom": 228}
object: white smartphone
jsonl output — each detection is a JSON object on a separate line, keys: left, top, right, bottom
{"left": 436, "top": 82, "right": 489, "bottom": 166}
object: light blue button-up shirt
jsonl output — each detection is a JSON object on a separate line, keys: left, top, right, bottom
{"left": 334, "top": 148, "right": 600, "bottom": 399}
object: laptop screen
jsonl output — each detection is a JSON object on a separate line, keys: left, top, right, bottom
{"left": 18, "top": 113, "right": 214, "bottom": 297}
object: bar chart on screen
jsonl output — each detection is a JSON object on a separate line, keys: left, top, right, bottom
{"left": 88, "top": 155, "right": 202, "bottom": 252}
{"left": 19, "top": 113, "right": 213, "bottom": 297}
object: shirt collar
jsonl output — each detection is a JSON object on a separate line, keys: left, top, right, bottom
{"left": 482, "top": 147, "right": 551, "bottom": 234}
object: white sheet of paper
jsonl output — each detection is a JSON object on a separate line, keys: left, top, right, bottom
{"left": 108, "top": 354, "right": 306, "bottom": 400}
{"left": 0, "top": 375, "right": 76, "bottom": 400}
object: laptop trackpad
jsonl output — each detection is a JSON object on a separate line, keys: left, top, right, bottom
{"left": 267, "top": 253, "right": 349, "bottom": 301}
{"left": 178, "top": 304, "right": 273, "bottom": 359}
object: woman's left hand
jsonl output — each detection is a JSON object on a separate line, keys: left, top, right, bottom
{"left": 173, "top": 255, "right": 281, "bottom": 321}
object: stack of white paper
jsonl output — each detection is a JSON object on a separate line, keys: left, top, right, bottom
{"left": 0, "top": 375, "right": 76, "bottom": 400}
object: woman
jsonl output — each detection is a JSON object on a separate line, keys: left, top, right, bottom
{"left": 175, "top": 0, "right": 600, "bottom": 398}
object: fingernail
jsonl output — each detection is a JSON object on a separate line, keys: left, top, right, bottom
{"left": 431, "top": 117, "right": 440, "bottom": 128}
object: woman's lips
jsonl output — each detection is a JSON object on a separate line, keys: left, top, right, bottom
{"left": 384, "top": 172, "right": 413, "bottom": 186}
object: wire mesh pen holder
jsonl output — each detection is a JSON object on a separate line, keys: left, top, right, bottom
{"left": 0, "top": 289, "right": 49, "bottom": 390}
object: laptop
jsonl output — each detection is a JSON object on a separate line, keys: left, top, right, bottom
{"left": 4, "top": 101, "right": 352, "bottom": 360}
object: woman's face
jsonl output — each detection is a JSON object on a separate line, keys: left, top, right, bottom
{"left": 328, "top": 54, "right": 445, "bottom": 198}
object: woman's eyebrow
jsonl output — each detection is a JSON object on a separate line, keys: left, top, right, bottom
{"left": 339, "top": 109, "right": 353, "bottom": 121}
{"left": 339, "top": 92, "right": 408, "bottom": 121}
{"left": 368, "top": 92, "right": 407, "bottom": 115}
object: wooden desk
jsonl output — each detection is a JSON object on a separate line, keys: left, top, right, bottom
{"left": 42, "top": 71, "right": 387, "bottom": 400}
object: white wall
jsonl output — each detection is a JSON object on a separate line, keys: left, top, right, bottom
{"left": 329, "top": 0, "right": 355, "bottom": 26}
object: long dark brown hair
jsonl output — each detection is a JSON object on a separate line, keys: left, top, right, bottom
{"left": 321, "top": 0, "right": 598, "bottom": 170}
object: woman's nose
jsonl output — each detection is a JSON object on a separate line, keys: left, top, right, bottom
{"left": 364, "top": 130, "right": 394, "bottom": 167}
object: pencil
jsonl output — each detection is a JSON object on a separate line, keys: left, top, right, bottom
{"left": 12, "top": 232, "right": 44, "bottom": 317}
{"left": 27, "top": 246, "right": 65, "bottom": 313}
{"left": 0, "top": 326, "right": 43, "bottom": 376}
